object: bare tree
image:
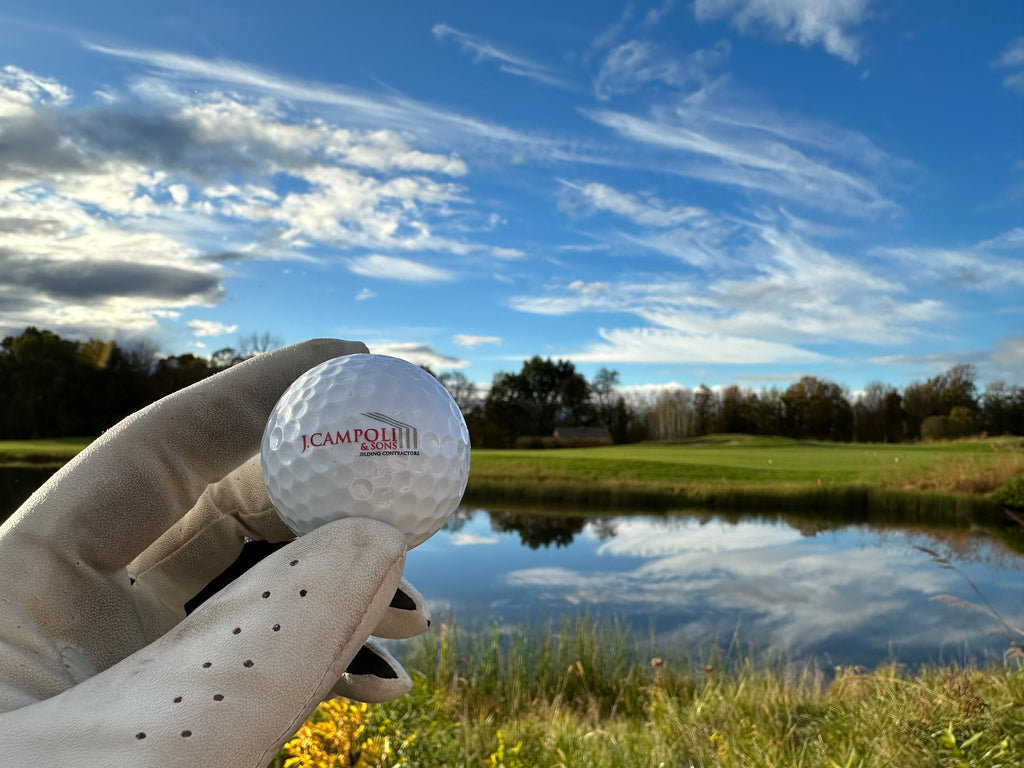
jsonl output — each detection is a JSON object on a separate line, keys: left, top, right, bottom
{"left": 439, "top": 370, "right": 477, "bottom": 412}
{"left": 237, "top": 332, "right": 283, "bottom": 358}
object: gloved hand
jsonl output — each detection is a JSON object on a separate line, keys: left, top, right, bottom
{"left": 0, "top": 339, "right": 431, "bottom": 766}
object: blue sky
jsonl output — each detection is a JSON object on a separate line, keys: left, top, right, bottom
{"left": 0, "top": 1, "right": 1021, "bottom": 394}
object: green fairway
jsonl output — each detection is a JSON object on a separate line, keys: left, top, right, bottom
{"left": 0, "top": 438, "right": 90, "bottom": 466}
{"left": 467, "top": 435, "right": 1024, "bottom": 515}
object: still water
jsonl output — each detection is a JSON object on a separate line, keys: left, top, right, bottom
{"left": 407, "top": 508, "right": 1024, "bottom": 668}
{"left": 3, "top": 467, "right": 1022, "bottom": 668}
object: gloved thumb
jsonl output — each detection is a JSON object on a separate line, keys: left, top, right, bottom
{"left": 0, "top": 517, "right": 407, "bottom": 768}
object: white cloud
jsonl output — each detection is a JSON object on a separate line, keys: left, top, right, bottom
{"left": 560, "top": 180, "right": 707, "bottom": 227}
{"left": 355, "top": 288, "right": 377, "bottom": 301}
{"left": 583, "top": 96, "right": 895, "bottom": 217}
{"left": 502, "top": 517, "right": 974, "bottom": 658}
{"left": 593, "top": 39, "right": 731, "bottom": 100}
{"left": 450, "top": 532, "right": 500, "bottom": 546}
{"left": 453, "top": 334, "right": 502, "bottom": 347}
{"left": 508, "top": 225, "right": 946, "bottom": 366}
{"left": 187, "top": 319, "right": 237, "bottom": 337}
{"left": 0, "top": 65, "right": 71, "bottom": 117}
{"left": 168, "top": 184, "right": 189, "bottom": 205}
{"left": 86, "top": 43, "right": 573, "bottom": 159}
{"left": 0, "top": 64, "right": 500, "bottom": 339}
{"left": 345, "top": 254, "right": 456, "bottom": 282}
{"left": 992, "top": 332, "right": 1024, "bottom": 373}
{"left": 693, "top": 0, "right": 874, "bottom": 63}
{"left": 991, "top": 36, "right": 1024, "bottom": 95}
{"left": 367, "top": 342, "right": 467, "bottom": 370}
{"left": 877, "top": 229, "right": 1024, "bottom": 290}
{"left": 574, "top": 327, "right": 826, "bottom": 364}
{"left": 432, "top": 23, "right": 574, "bottom": 90}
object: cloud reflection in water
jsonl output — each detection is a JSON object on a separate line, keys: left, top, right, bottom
{"left": 409, "top": 511, "right": 1024, "bottom": 667}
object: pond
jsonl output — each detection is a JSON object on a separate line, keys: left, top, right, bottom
{"left": 3, "top": 467, "right": 1022, "bottom": 668}
{"left": 409, "top": 507, "right": 1024, "bottom": 668}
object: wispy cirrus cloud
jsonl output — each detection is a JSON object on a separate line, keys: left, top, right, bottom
{"left": 559, "top": 180, "right": 707, "bottom": 228}
{"left": 877, "top": 228, "right": 1024, "bottom": 290}
{"left": 593, "top": 39, "right": 731, "bottom": 100}
{"left": 453, "top": 334, "right": 502, "bottom": 348}
{"left": 573, "top": 327, "right": 826, "bottom": 364}
{"left": 367, "top": 342, "right": 467, "bottom": 370}
{"left": 432, "top": 23, "right": 575, "bottom": 90}
{"left": 692, "top": 0, "right": 875, "bottom": 63}
{"left": 991, "top": 36, "right": 1024, "bottom": 96}
{"left": 187, "top": 319, "right": 237, "bottom": 337}
{"left": 583, "top": 96, "right": 897, "bottom": 217}
{"left": 86, "top": 42, "right": 575, "bottom": 157}
{"left": 345, "top": 254, "right": 457, "bottom": 282}
{"left": 509, "top": 191, "right": 944, "bottom": 367}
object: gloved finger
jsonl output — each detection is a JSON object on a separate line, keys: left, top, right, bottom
{"left": 127, "top": 454, "right": 291, "bottom": 631}
{"left": 377, "top": 578, "right": 430, "bottom": 639}
{"left": 329, "top": 579, "right": 432, "bottom": 702}
{"left": 0, "top": 518, "right": 406, "bottom": 768}
{"left": 7, "top": 338, "right": 365, "bottom": 572}
{"left": 128, "top": 454, "right": 431, "bottom": 639}
{"left": 331, "top": 638, "right": 412, "bottom": 703}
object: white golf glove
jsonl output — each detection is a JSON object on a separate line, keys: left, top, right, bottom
{"left": 0, "top": 339, "right": 430, "bottom": 766}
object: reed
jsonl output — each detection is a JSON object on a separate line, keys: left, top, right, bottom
{"left": 278, "top": 616, "right": 1024, "bottom": 767}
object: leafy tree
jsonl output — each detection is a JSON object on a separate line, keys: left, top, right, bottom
{"left": 486, "top": 357, "right": 592, "bottom": 439}
{"left": 903, "top": 364, "right": 979, "bottom": 439}
{"left": 781, "top": 376, "right": 853, "bottom": 441}
{"left": 148, "top": 354, "right": 216, "bottom": 400}
{"left": 692, "top": 385, "right": 716, "bottom": 436}
{"left": 854, "top": 382, "right": 902, "bottom": 443}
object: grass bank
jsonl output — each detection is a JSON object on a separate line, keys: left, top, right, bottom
{"left": 3, "top": 434, "right": 1022, "bottom": 521}
{"left": 466, "top": 436, "right": 1024, "bottom": 521}
{"left": 274, "top": 616, "right": 1024, "bottom": 768}
{"left": 0, "top": 437, "right": 90, "bottom": 467}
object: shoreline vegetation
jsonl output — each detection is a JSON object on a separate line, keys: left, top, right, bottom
{"left": 271, "top": 617, "right": 1024, "bottom": 768}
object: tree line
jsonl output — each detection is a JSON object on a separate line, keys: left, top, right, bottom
{"left": 2, "top": 327, "right": 1023, "bottom": 445}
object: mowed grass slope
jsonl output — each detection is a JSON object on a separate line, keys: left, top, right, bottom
{"left": 467, "top": 435, "right": 1024, "bottom": 514}
{"left": 3, "top": 434, "right": 1022, "bottom": 515}
{"left": 0, "top": 437, "right": 90, "bottom": 466}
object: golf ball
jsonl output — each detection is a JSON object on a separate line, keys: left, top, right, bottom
{"left": 261, "top": 353, "right": 471, "bottom": 548}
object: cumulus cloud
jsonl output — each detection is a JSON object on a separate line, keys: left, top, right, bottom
{"left": 693, "top": 0, "right": 875, "bottom": 63}
{"left": 0, "top": 62, "right": 499, "bottom": 338}
{"left": 0, "top": 65, "right": 70, "bottom": 116}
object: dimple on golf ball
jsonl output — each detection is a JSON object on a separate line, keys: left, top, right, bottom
{"left": 261, "top": 353, "right": 471, "bottom": 548}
